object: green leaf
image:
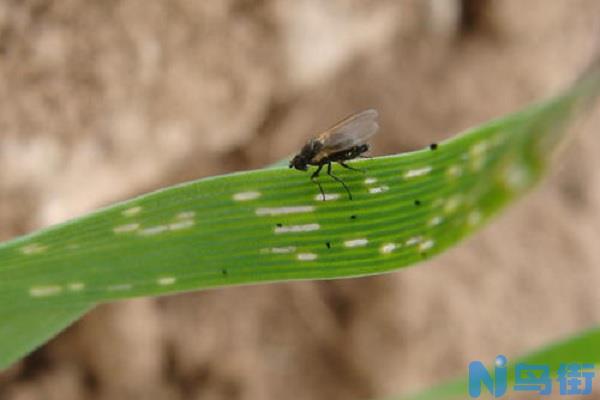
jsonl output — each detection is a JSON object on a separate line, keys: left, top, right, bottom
{"left": 0, "top": 303, "right": 93, "bottom": 370}
{"left": 1, "top": 60, "right": 599, "bottom": 369}
{"left": 395, "top": 325, "right": 600, "bottom": 400}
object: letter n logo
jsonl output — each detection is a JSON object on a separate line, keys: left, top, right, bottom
{"left": 468, "top": 355, "right": 508, "bottom": 398}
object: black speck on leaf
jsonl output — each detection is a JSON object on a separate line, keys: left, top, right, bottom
{"left": 430, "top": 143, "right": 438, "bottom": 150}
{"left": 326, "top": 242, "right": 331, "bottom": 249}
{"left": 414, "top": 199, "right": 422, "bottom": 206}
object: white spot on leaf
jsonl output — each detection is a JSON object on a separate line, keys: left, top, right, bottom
{"left": 446, "top": 165, "right": 462, "bottom": 178}
{"left": 297, "top": 253, "right": 317, "bottom": 261}
{"left": 139, "top": 225, "right": 168, "bottom": 236}
{"left": 30, "top": 285, "right": 62, "bottom": 297}
{"left": 169, "top": 220, "right": 195, "bottom": 231}
{"left": 157, "top": 277, "right": 177, "bottom": 286}
{"left": 270, "top": 246, "right": 297, "bottom": 254}
{"left": 380, "top": 243, "right": 397, "bottom": 254}
{"left": 344, "top": 238, "right": 368, "bottom": 248}
{"left": 122, "top": 206, "right": 142, "bottom": 217}
{"left": 444, "top": 195, "right": 462, "bottom": 214}
{"left": 468, "top": 210, "right": 482, "bottom": 226}
{"left": 176, "top": 211, "right": 196, "bottom": 219}
{"left": 275, "top": 223, "right": 320, "bottom": 234}
{"left": 469, "top": 142, "right": 489, "bottom": 171}
{"left": 428, "top": 216, "right": 443, "bottom": 227}
{"left": 369, "top": 186, "right": 389, "bottom": 194}
{"left": 315, "top": 193, "right": 340, "bottom": 201}
{"left": 419, "top": 239, "right": 434, "bottom": 252}
{"left": 113, "top": 223, "right": 140, "bottom": 234}
{"left": 405, "top": 166, "right": 432, "bottom": 178}
{"left": 405, "top": 236, "right": 422, "bottom": 246}
{"left": 108, "top": 284, "right": 132, "bottom": 291}
{"left": 233, "top": 191, "right": 261, "bottom": 201}
{"left": 68, "top": 282, "right": 85, "bottom": 292}
{"left": 364, "top": 177, "right": 377, "bottom": 185}
{"left": 470, "top": 142, "right": 488, "bottom": 156}
{"left": 21, "top": 243, "right": 48, "bottom": 255}
{"left": 503, "top": 163, "right": 531, "bottom": 191}
{"left": 256, "top": 206, "right": 315, "bottom": 216}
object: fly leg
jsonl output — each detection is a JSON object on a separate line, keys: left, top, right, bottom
{"left": 311, "top": 164, "right": 326, "bottom": 201}
{"left": 339, "top": 161, "right": 365, "bottom": 173}
{"left": 327, "top": 162, "right": 352, "bottom": 200}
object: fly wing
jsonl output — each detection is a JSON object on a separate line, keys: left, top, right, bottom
{"left": 317, "top": 109, "right": 379, "bottom": 151}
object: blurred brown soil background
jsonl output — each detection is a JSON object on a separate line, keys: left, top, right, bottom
{"left": 1, "top": 1, "right": 600, "bottom": 399}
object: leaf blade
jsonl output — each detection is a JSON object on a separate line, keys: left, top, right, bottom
{"left": 1, "top": 61, "right": 599, "bottom": 369}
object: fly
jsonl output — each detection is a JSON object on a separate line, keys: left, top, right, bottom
{"left": 289, "top": 109, "right": 379, "bottom": 200}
